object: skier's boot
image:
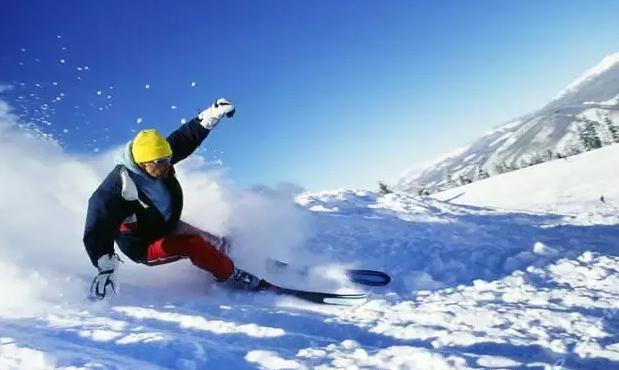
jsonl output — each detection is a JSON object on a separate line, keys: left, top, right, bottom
{"left": 227, "top": 266, "right": 270, "bottom": 291}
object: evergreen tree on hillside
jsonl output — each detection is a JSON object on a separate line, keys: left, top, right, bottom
{"left": 417, "top": 187, "right": 431, "bottom": 196}
{"left": 444, "top": 173, "right": 455, "bottom": 188}
{"left": 528, "top": 152, "right": 544, "bottom": 166}
{"left": 577, "top": 124, "right": 586, "bottom": 148}
{"left": 459, "top": 175, "right": 473, "bottom": 185}
{"left": 494, "top": 162, "right": 508, "bottom": 174}
{"left": 589, "top": 122, "right": 603, "bottom": 149}
{"left": 477, "top": 167, "right": 490, "bottom": 180}
{"left": 378, "top": 182, "right": 393, "bottom": 196}
{"left": 504, "top": 162, "right": 517, "bottom": 172}
{"left": 605, "top": 116, "right": 619, "bottom": 143}
{"left": 543, "top": 149, "right": 554, "bottom": 162}
{"left": 517, "top": 158, "right": 529, "bottom": 169}
{"left": 566, "top": 145, "right": 583, "bottom": 157}
{"left": 579, "top": 121, "right": 602, "bottom": 150}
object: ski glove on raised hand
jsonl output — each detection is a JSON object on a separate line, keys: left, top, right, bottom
{"left": 198, "top": 98, "right": 235, "bottom": 130}
{"left": 90, "top": 254, "right": 120, "bottom": 300}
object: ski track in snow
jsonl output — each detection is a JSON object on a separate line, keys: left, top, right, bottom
{"left": 2, "top": 99, "right": 619, "bottom": 369}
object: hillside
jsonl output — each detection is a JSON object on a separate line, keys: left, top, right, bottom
{"left": 396, "top": 51, "right": 619, "bottom": 194}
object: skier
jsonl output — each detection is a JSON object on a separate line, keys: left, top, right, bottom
{"left": 83, "top": 98, "right": 267, "bottom": 300}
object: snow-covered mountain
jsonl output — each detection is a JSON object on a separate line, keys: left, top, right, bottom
{"left": 396, "top": 51, "right": 619, "bottom": 194}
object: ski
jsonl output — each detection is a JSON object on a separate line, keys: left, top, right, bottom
{"left": 262, "top": 282, "right": 370, "bottom": 306}
{"left": 266, "top": 258, "right": 391, "bottom": 287}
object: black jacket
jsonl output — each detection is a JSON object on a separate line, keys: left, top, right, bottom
{"left": 83, "top": 118, "right": 210, "bottom": 267}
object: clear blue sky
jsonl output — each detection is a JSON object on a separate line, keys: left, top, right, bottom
{"left": 1, "top": 1, "right": 618, "bottom": 191}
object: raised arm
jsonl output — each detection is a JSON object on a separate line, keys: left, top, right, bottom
{"left": 167, "top": 98, "right": 235, "bottom": 165}
{"left": 166, "top": 118, "right": 210, "bottom": 164}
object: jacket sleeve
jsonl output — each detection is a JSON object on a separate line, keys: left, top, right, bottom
{"left": 166, "top": 117, "right": 211, "bottom": 164}
{"left": 83, "top": 170, "right": 127, "bottom": 268}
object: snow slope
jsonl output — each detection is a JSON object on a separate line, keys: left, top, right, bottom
{"left": 396, "top": 51, "right": 619, "bottom": 193}
{"left": 431, "top": 142, "right": 619, "bottom": 218}
{"left": 2, "top": 98, "right": 619, "bottom": 370}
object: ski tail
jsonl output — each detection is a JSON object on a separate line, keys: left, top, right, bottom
{"left": 346, "top": 269, "right": 391, "bottom": 286}
{"left": 266, "top": 258, "right": 391, "bottom": 287}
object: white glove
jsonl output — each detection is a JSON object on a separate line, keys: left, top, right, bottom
{"left": 198, "top": 98, "right": 235, "bottom": 130}
{"left": 89, "top": 254, "right": 120, "bottom": 300}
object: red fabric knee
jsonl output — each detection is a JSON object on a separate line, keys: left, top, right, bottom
{"left": 175, "top": 221, "right": 231, "bottom": 255}
{"left": 146, "top": 236, "right": 188, "bottom": 265}
{"left": 146, "top": 234, "right": 234, "bottom": 281}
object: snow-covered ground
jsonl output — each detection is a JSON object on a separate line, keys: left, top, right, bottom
{"left": 2, "top": 98, "right": 619, "bottom": 370}
{"left": 432, "top": 143, "right": 619, "bottom": 220}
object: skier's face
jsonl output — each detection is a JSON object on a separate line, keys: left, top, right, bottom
{"left": 141, "top": 158, "right": 171, "bottom": 179}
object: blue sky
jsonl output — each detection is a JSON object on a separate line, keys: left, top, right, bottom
{"left": 1, "top": 1, "right": 618, "bottom": 191}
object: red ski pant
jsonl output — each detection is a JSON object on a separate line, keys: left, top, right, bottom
{"left": 143, "top": 222, "right": 234, "bottom": 281}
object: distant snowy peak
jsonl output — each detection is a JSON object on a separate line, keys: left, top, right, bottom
{"left": 585, "top": 93, "right": 619, "bottom": 106}
{"left": 544, "top": 51, "right": 619, "bottom": 110}
{"left": 395, "top": 50, "right": 619, "bottom": 194}
{"left": 395, "top": 144, "right": 471, "bottom": 186}
{"left": 481, "top": 119, "right": 525, "bottom": 137}
{"left": 551, "top": 52, "right": 619, "bottom": 103}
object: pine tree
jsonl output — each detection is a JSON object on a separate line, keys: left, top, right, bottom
{"left": 605, "top": 116, "right": 619, "bottom": 143}
{"left": 518, "top": 158, "right": 529, "bottom": 169}
{"left": 378, "top": 182, "right": 392, "bottom": 196}
{"left": 566, "top": 145, "right": 582, "bottom": 157}
{"left": 459, "top": 175, "right": 472, "bottom": 185}
{"left": 589, "top": 122, "right": 603, "bottom": 149}
{"left": 580, "top": 121, "right": 602, "bottom": 150}
{"left": 504, "top": 162, "right": 517, "bottom": 172}
{"left": 529, "top": 152, "right": 544, "bottom": 166}
{"left": 443, "top": 173, "right": 455, "bottom": 189}
{"left": 417, "top": 187, "right": 430, "bottom": 196}
{"left": 543, "top": 149, "right": 553, "bottom": 162}
{"left": 494, "top": 162, "right": 508, "bottom": 174}
{"left": 578, "top": 123, "right": 589, "bottom": 150}
{"left": 477, "top": 167, "right": 490, "bottom": 180}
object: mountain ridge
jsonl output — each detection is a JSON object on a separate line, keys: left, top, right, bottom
{"left": 395, "top": 51, "right": 619, "bottom": 194}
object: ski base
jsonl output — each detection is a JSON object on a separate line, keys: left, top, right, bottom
{"left": 263, "top": 282, "right": 370, "bottom": 306}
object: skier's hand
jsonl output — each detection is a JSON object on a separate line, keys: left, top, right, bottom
{"left": 89, "top": 254, "right": 120, "bottom": 300}
{"left": 198, "top": 98, "right": 235, "bottom": 130}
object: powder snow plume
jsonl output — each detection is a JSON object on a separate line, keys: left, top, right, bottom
{"left": 0, "top": 98, "right": 311, "bottom": 315}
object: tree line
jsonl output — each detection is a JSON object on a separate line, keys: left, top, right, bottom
{"left": 378, "top": 113, "right": 619, "bottom": 196}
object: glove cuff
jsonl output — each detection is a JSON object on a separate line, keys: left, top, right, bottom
{"left": 198, "top": 112, "right": 220, "bottom": 130}
{"left": 97, "top": 254, "right": 120, "bottom": 272}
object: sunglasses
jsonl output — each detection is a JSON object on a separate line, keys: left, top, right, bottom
{"left": 152, "top": 155, "right": 172, "bottom": 165}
